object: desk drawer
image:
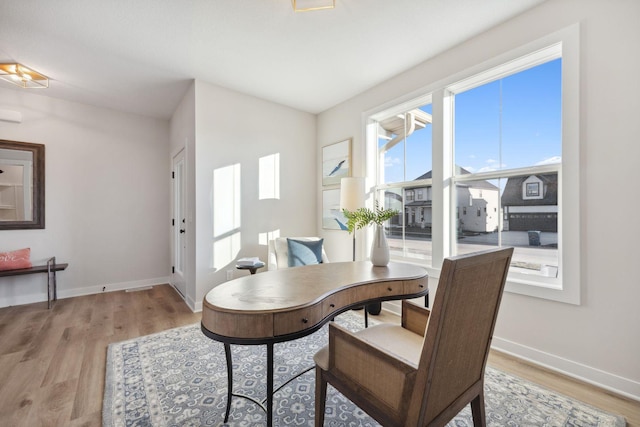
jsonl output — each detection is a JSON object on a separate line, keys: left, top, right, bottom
{"left": 322, "top": 291, "right": 355, "bottom": 318}
{"left": 202, "top": 310, "right": 274, "bottom": 339}
{"left": 356, "top": 280, "right": 404, "bottom": 301}
{"left": 273, "top": 304, "right": 323, "bottom": 336}
{"left": 404, "top": 276, "right": 428, "bottom": 295}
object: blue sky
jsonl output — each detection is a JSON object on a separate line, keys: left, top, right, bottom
{"left": 381, "top": 58, "right": 561, "bottom": 183}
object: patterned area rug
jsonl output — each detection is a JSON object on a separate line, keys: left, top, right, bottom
{"left": 103, "top": 312, "right": 625, "bottom": 426}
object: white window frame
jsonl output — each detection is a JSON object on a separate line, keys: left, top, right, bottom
{"left": 365, "top": 24, "right": 580, "bottom": 304}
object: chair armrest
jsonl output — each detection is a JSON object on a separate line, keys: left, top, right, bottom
{"left": 326, "top": 323, "right": 417, "bottom": 415}
{"left": 267, "top": 240, "right": 278, "bottom": 270}
{"left": 401, "top": 300, "right": 430, "bottom": 337}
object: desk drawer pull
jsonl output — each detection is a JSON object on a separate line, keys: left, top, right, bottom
{"left": 330, "top": 303, "right": 335, "bottom": 308}
{"left": 387, "top": 287, "right": 393, "bottom": 292}
{"left": 302, "top": 318, "right": 308, "bottom": 324}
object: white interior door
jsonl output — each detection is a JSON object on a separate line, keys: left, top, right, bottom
{"left": 171, "top": 149, "right": 187, "bottom": 298}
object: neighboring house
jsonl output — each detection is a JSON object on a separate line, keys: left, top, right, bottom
{"left": 456, "top": 180, "right": 500, "bottom": 234}
{"left": 501, "top": 174, "right": 558, "bottom": 232}
{"left": 398, "top": 168, "right": 499, "bottom": 234}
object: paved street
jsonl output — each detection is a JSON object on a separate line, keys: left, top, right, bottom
{"left": 388, "top": 231, "right": 558, "bottom": 277}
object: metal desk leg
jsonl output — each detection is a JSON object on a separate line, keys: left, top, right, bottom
{"left": 223, "top": 342, "right": 276, "bottom": 426}
{"left": 221, "top": 341, "right": 295, "bottom": 426}
{"left": 224, "top": 343, "right": 233, "bottom": 423}
{"left": 266, "top": 342, "right": 274, "bottom": 427}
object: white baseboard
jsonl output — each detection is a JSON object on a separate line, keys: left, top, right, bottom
{"left": 382, "top": 301, "right": 639, "bottom": 402}
{"left": 0, "top": 276, "right": 170, "bottom": 307}
{"left": 183, "top": 292, "right": 201, "bottom": 313}
{"left": 167, "top": 286, "right": 200, "bottom": 313}
{"left": 64, "top": 276, "right": 172, "bottom": 298}
{"left": 492, "top": 336, "right": 640, "bottom": 402}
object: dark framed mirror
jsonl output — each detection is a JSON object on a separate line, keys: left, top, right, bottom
{"left": 0, "top": 140, "right": 45, "bottom": 229}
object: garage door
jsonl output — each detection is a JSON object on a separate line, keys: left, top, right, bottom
{"left": 508, "top": 213, "right": 557, "bottom": 232}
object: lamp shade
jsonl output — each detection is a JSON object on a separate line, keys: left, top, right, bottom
{"left": 340, "top": 177, "right": 365, "bottom": 212}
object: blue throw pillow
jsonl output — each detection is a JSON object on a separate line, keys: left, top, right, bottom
{"left": 287, "top": 238, "right": 324, "bottom": 267}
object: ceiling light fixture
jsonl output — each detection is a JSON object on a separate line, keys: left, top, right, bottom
{"left": 0, "top": 63, "right": 49, "bottom": 89}
{"left": 292, "top": 0, "right": 335, "bottom": 12}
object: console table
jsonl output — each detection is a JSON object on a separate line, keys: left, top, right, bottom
{"left": 201, "top": 261, "right": 428, "bottom": 426}
{"left": 0, "top": 257, "right": 68, "bottom": 309}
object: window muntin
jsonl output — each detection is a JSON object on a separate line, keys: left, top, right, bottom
{"left": 526, "top": 182, "right": 540, "bottom": 197}
{"left": 406, "top": 190, "right": 414, "bottom": 202}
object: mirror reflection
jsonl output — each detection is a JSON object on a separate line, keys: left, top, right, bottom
{"left": 0, "top": 140, "right": 44, "bottom": 229}
{"left": 0, "top": 149, "right": 34, "bottom": 221}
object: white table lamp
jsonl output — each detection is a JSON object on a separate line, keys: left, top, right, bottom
{"left": 340, "top": 177, "right": 365, "bottom": 261}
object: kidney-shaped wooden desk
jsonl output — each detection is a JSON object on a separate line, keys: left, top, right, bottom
{"left": 201, "top": 261, "right": 428, "bottom": 426}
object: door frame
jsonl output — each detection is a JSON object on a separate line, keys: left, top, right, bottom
{"left": 171, "top": 148, "right": 187, "bottom": 299}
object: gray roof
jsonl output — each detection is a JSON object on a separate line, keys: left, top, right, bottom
{"left": 412, "top": 166, "right": 498, "bottom": 190}
{"left": 501, "top": 174, "right": 558, "bottom": 206}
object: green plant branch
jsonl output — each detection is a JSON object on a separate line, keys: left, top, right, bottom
{"left": 342, "top": 203, "right": 400, "bottom": 234}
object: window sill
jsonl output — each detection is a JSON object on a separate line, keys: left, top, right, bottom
{"left": 389, "top": 255, "right": 580, "bottom": 305}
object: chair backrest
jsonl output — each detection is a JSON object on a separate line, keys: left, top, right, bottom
{"left": 267, "top": 237, "right": 329, "bottom": 270}
{"left": 408, "top": 247, "right": 513, "bottom": 426}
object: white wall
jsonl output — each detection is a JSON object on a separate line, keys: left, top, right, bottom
{"left": 192, "top": 80, "right": 316, "bottom": 310}
{"left": 169, "top": 82, "right": 197, "bottom": 308}
{"left": 317, "top": 0, "right": 640, "bottom": 400}
{"left": 0, "top": 88, "right": 171, "bottom": 305}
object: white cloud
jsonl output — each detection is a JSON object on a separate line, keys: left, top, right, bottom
{"left": 536, "top": 156, "right": 562, "bottom": 165}
{"left": 477, "top": 161, "right": 506, "bottom": 173}
{"left": 477, "top": 166, "right": 498, "bottom": 173}
{"left": 384, "top": 157, "right": 402, "bottom": 168}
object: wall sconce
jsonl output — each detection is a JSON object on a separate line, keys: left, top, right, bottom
{"left": 292, "top": 0, "right": 335, "bottom": 12}
{"left": 0, "top": 63, "right": 49, "bottom": 89}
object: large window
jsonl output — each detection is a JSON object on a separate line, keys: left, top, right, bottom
{"left": 368, "top": 27, "right": 580, "bottom": 303}
{"left": 452, "top": 58, "right": 561, "bottom": 282}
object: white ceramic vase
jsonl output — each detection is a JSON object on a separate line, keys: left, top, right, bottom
{"left": 370, "top": 224, "right": 390, "bottom": 266}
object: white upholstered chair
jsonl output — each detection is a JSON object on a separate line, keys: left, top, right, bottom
{"left": 267, "top": 237, "right": 329, "bottom": 270}
{"left": 269, "top": 237, "right": 374, "bottom": 328}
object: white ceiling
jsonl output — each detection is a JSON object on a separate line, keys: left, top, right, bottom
{"left": 0, "top": 0, "right": 545, "bottom": 119}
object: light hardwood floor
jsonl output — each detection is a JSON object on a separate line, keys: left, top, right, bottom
{"left": 0, "top": 285, "right": 637, "bottom": 426}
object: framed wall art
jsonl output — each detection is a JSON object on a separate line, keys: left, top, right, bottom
{"left": 322, "top": 138, "right": 351, "bottom": 186}
{"left": 322, "top": 188, "right": 348, "bottom": 230}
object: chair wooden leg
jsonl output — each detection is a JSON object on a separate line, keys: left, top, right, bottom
{"left": 315, "top": 368, "right": 327, "bottom": 427}
{"left": 470, "top": 392, "right": 486, "bottom": 427}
